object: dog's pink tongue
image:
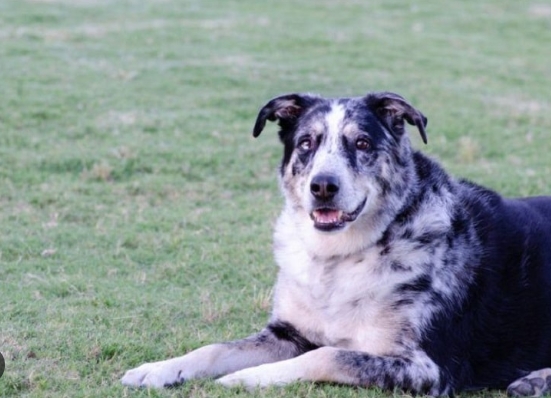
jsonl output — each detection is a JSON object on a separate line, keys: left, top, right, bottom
{"left": 313, "top": 209, "right": 342, "bottom": 224}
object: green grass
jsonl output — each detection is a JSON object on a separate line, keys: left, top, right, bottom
{"left": 1, "top": 0, "right": 550, "bottom": 397}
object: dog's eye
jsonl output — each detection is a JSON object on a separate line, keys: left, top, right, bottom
{"left": 298, "top": 138, "right": 313, "bottom": 152}
{"left": 355, "top": 138, "right": 371, "bottom": 151}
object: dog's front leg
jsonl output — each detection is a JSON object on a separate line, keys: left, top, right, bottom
{"left": 121, "top": 322, "right": 315, "bottom": 388}
{"left": 218, "top": 346, "right": 446, "bottom": 395}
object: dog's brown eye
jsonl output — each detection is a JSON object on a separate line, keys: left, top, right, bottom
{"left": 298, "top": 138, "right": 312, "bottom": 152}
{"left": 356, "top": 138, "right": 370, "bottom": 151}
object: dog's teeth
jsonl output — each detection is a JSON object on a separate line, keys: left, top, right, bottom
{"left": 313, "top": 210, "right": 343, "bottom": 224}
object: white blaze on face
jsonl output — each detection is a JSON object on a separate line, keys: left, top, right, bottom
{"left": 309, "top": 103, "right": 347, "bottom": 176}
{"left": 324, "top": 102, "right": 346, "bottom": 153}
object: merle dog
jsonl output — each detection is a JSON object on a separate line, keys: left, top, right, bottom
{"left": 122, "top": 92, "right": 551, "bottom": 396}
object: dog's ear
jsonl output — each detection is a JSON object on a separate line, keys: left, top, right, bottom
{"left": 365, "top": 92, "right": 428, "bottom": 144}
{"left": 253, "top": 94, "right": 318, "bottom": 138}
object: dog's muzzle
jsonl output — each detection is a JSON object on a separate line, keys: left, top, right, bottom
{"left": 308, "top": 173, "right": 367, "bottom": 231}
{"left": 310, "top": 198, "right": 367, "bottom": 232}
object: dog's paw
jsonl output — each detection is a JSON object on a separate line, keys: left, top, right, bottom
{"left": 507, "top": 369, "right": 551, "bottom": 397}
{"left": 121, "top": 361, "right": 185, "bottom": 388}
{"left": 217, "top": 362, "right": 300, "bottom": 389}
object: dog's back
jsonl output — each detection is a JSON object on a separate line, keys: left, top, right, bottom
{"left": 423, "top": 178, "right": 551, "bottom": 391}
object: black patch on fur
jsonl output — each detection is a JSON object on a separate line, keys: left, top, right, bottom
{"left": 280, "top": 134, "right": 296, "bottom": 175}
{"left": 376, "top": 175, "right": 392, "bottom": 197}
{"left": 377, "top": 228, "right": 393, "bottom": 251}
{"left": 340, "top": 135, "right": 358, "bottom": 171}
{"left": 392, "top": 298, "right": 415, "bottom": 308}
{"left": 391, "top": 261, "right": 412, "bottom": 272}
{"left": 450, "top": 208, "right": 469, "bottom": 236}
{"left": 296, "top": 149, "right": 315, "bottom": 168}
{"left": 386, "top": 144, "right": 409, "bottom": 171}
{"left": 396, "top": 274, "right": 433, "bottom": 293}
{"left": 393, "top": 189, "right": 426, "bottom": 225}
{"left": 400, "top": 228, "right": 414, "bottom": 240}
{"left": 291, "top": 161, "right": 303, "bottom": 177}
{"left": 267, "top": 321, "right": 319, "bottom": 354}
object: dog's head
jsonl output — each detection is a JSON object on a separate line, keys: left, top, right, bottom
{"left": 253, "top": 92, "right": 427, "bottom": 233}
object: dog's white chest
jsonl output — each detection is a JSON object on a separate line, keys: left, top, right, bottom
{"left": 272, "top": 244, "right": 411, "bottom": 355}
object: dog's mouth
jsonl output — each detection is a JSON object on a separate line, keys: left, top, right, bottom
{"left": 310, "top": 198, "right": 367, "bottom": 232}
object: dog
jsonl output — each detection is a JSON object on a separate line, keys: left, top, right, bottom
{"left": 121, "top": 91, "right": 551, "bottom": 396}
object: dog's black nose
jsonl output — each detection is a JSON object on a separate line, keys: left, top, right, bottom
{"left": 310, "top": 174, "right": 340, "bottom": 200}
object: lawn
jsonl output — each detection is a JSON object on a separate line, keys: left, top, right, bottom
{"left": 1, "top": 0, "right": 550, "bottom": 397}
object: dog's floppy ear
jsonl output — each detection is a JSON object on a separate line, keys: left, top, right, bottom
{"left": 253, "top": 94, "right": 318, "bottom": 137}
{"left": 365, "top": 92, "right": 428, "bottom": 144}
